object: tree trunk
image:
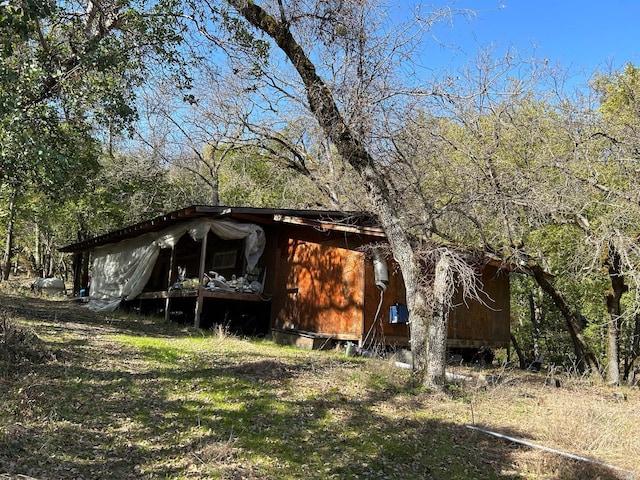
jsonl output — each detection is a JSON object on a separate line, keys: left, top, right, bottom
{"left": 529, "top": 262, "right": 601, "bottom": 376}
{"left": 425, "top": 256, "right": 453, "bottom": 386}
{"left": 604, "top": 242, "right": 627, "bottom": 385}
{"left": 34, "top": 221, "right": 42, "bottom": 276}
{"left": 623, "top": 313, "right": 640, "bottom": 384}
{"left": 2, "top": 189, "right": 17, "bottom": 281}
{"left": 427, "top": 302, "right": 447, "bottom": 385}
{"left": 229, "top": 0, "right": 436, "bottom": 385}
{"left": 510, "top": 333, "right": 527, "bottom": 369}
{"left": 407, "top": 284, "right": 430, "bottom": 377}
{"left": 210, "top": 163, "right": 220, "bottom": 206}
{"left": 528, "top": 292, "right": 543, "bottom": 359}
{"left": 211, "top": 178, "right": 220, "bottom": 206}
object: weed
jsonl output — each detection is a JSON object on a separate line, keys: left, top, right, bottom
{"left": 0, "top": 295, "right": 637, "bottom": 480}
{"left": 0, "top": 310, "right": 52, "bottom": 376}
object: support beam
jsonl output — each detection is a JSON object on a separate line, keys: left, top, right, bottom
{"left": 164, "top": 246, "right": 176, "bottom": 322}
{"left": 194, "top": 231, "right": 209, "bottom": 328}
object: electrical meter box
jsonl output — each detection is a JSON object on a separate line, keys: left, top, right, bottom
{"left": 389, "top": 303, "right": 409, "bottom": 324}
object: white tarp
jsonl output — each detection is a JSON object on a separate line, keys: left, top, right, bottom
{"left": 88, "top": 218, "right": 266, "bottom": 311}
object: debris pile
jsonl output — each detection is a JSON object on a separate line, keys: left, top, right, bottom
{"left": 170, "top": 271, "right": 263, "bottom": 294}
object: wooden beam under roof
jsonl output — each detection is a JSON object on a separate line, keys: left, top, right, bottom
{"left": 272, "top": 214, "right": 386, "bottom": 237}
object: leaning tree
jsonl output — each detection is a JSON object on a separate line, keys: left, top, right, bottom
{"left": 186, "top": 0, "right": 489, "bottom": 386}
{"left": 188, "top": 0, "right": 626, "bottom": 382}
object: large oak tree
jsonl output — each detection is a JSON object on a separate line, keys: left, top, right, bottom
{"left": 210, "top": 0, "right": 487, "bottom": 386}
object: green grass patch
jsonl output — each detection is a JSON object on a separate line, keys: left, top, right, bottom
{"left": 1, "top": 295, "right": 636, "bottom": 479}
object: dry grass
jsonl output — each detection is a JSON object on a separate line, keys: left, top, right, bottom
{"left": 461, "top": 366, "right": 640, "bottom": 477}
{"left": 0, "top": 292, "right": 638, "bottom": 479}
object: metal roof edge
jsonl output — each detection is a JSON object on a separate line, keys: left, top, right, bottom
{"left": 59, "top": 205, "right": 380, "bottom": 252}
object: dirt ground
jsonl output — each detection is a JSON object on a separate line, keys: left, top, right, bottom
{"left": 1, "top": 293, "right": 638, "bottom": 479}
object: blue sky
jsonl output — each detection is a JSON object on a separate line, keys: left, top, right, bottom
{"left": 420, "top": 1, "right": 640, "bottom": 81}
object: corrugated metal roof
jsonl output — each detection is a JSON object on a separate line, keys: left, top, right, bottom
{"left": 59, "top": 205, "right": 385, "bottom": 253}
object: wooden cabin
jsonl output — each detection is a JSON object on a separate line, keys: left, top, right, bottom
{"left": 60, "top": 205, "right": 511, "bottom": 352}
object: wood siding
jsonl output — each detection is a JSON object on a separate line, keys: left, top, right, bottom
{"left": 273, "top": 238, "right": 365, "bottom": 339}
{"left": 362, "top": 258, "right": 408, "bottom": 347}
{"left": 271, "top": 233, "right": 511, "bottom": 349}
{"left": 447, "top": 264, "right": 511, "bottom": 348}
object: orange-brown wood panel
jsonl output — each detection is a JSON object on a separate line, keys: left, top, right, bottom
{"left": 274, "top": 239, "right": 364, "bottom": 338}
{"left": 362, "top": 257, "right": 409, "bottom": 347}
{"left": 272, "top": 238, "right": 298, "bottom": 330}
{"left": 447, "top": 264, "right": 510, "bottom": 348}
{"left": 270, "top": 229, "right": 512, "bottom": 349}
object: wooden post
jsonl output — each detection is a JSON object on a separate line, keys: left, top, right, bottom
{"left": 81, "top": 252, "right": 90, "bottom": 294}
{"left": 164, "top": 246, "right": 176, "bottom": 322}
{"left": 72, "top": 252, "right": 82, "bottom": 295}
{"left": 194, "top": 231, "right": 209, "bottom": 328}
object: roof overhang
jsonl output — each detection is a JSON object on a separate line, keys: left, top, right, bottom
{"left": 59, "top": 205, "right": 546, "bottom": 277}
{"left": 59, "top": 205, "right": 383, "bottom": 253}
{"left": 272, "top": 214, "right": 386, "bottom": 237}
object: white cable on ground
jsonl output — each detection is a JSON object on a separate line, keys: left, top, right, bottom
{"left": 466, "top": 425, "right": 637, "bottom": 479}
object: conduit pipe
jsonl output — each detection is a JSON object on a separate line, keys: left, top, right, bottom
{"left": 466, "top": 425, "right": 637, "bottom": 479}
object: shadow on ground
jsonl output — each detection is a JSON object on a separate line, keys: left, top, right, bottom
{"left": 0, "top": 294, "right": 634, "bottom": 480}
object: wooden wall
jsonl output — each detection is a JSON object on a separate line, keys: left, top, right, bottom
{"left": 270, "top": 225, "right": 411, "bottom": 346}
{"left": 271, "top": 228, "right": 511, "bottom": 350}
{"left": 272, "top": 237, "right": 365, "bottom": 340}
{"left": 446, "top": 264, "right": 511, "bottom": 349}
{"left": 362, "top": 257, "right": 408, "bottom": 347}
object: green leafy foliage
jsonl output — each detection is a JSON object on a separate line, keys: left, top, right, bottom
{"left": 0, "top": 0, "right": 194, "bottom": 275}
{"left": 219, "top": 153, "right": 321, "bottom": 208}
